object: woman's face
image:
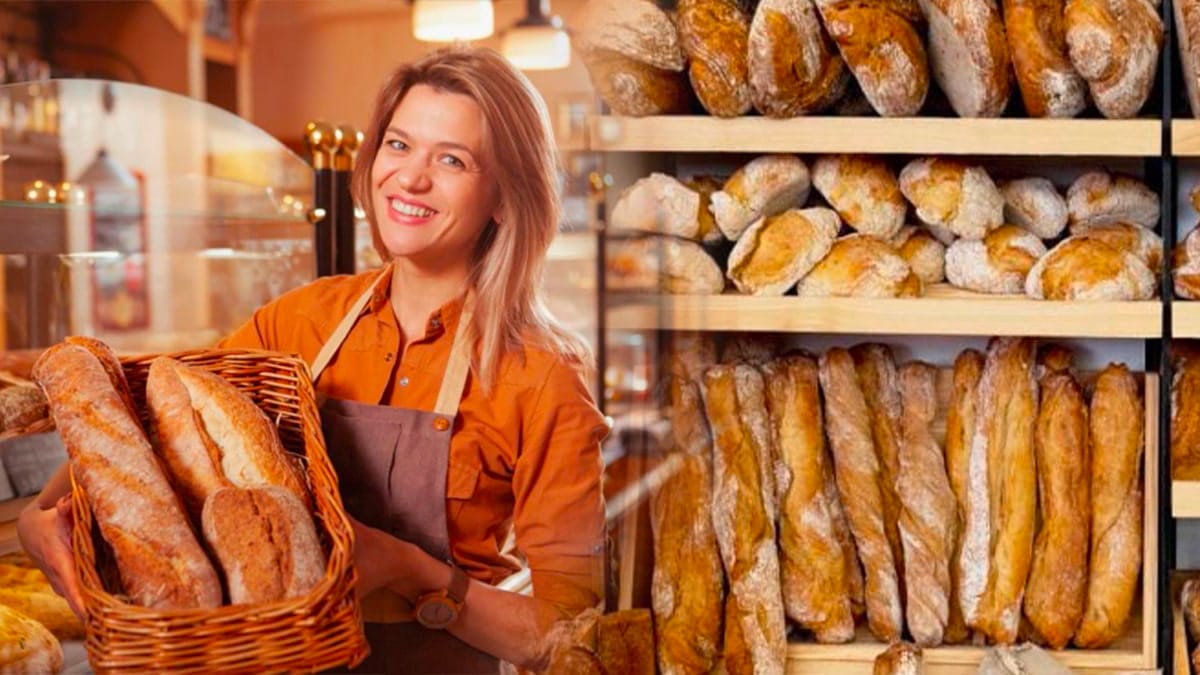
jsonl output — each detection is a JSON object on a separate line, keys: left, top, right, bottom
{"left": 371, "top": 83, "right": 500, "bottom": 269}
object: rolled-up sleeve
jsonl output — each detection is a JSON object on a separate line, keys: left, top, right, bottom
{"left": 512, "top": 360, "right": 608, "bottom": 615}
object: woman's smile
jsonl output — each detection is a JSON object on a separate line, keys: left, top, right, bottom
{"left": 386, "top": 194, "right": 438, "bottom": 226}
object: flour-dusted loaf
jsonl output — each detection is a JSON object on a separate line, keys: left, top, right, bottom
{"left": 945, "top": 349, "right": 985, "bottom": 644}
{"left": 1066, "top": 171, "right": 1160, "bottom": 232}
{"left": 1175, "top": 224, "right": 1200, "bottom": 299}
{"left": 610, "top": 173, "right": 702, "bottom": 240}
{"left": 812, "top": 154, "right": 907, "bottom": 240}
{"left": 1076, "top": 364, "right": 1144, "bottom": 648}
{"left": 1003, "top": 0, "right": 1088, "bottom": 118}
{"left": 1023, "top": 370, "right": 1090, "bottom": 649}
{"left": 32, "top": 342, "right": 222, "bottom": 610}
{"left": 727, "top": 208, "right": 840, "bottom": 295}
{"left": 1065, "top": 0, "right": 1163, "bottom": 119}
{"left": 580, "top": 49, "right": 693, "bottom": 116}
{"left": 748, "top": 0, "right": 849, "bottom": 117}
{"left": 819, "top": 348, "right": 904, "bottom": 642}
{"left": 684, "top": 176, "right": 727, "bottom": 245}
{"left": 813, "top": 0, "right": 930, "bottom": 116}
{"left": 1078, "top": 221, "right": 1163, "bottom": 274}
{"left": 677, "top": 0, "right": 754, "bottom": 117}
{"left": 720, "top": 335, "right": 782, "bottom": 368}
{"left": 0, "top": 603, "right": 62, "bottom": 674}
{"left": 1179, "top": 0, "right": 1200, "bottom": 118}
{"left": 918, "top": 0, "right": 1011, "bottom": 118}
{"left": 945, "top": 224, "right": 1047, "bottom": 295}
{"left": 1001, "top": 177, "right": 1069, "bottom": 240}
{"left": 899, "top": 157, "right": 1005, "bottom": 241}
{"left": 762, "top": 354, "right": 856, "bottom": 643}
{"left": 1025, "top": 235, "right": 1156, "bottom": 300}
{"left": 711, "top": 154, "right": 810, "bottom": 241}
{"left": 606, "top": 235, "right": 725, "bottom": 294}
{"left": 873, "top": 642, "right": 923, "bottom": 675}
{"left": 798, "top": 235, "right": 923, "bottom": 298}
{"left": 1174, "top": 356, "right": 1200, "bottom": 481}
{"left": 891, "top": 227, "right": 946, "bottom": 285}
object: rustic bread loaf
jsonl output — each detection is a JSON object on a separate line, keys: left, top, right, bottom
{"left": 0, "top": 385, "right": 47, "bottom": 432}
{"left": 0, "top": 603, "right": 62, "bottom": 674}
{"left": 1179, "top": 0, "right": 1200, "bottom": 117}
{"left": 677, "top": 0, "right": 754, "bottom": 117}
{"left": 1025, "top": 235, "right": 1156, "bottom": 300}
{"left": 1066, "top": 171, "right": 1160, "bottom": 232}
{"left": 1003, "top": 0, "right": 1088, "bottom": 118}
{"left": 711, "top": 154, "right": 810, "bottom": 240}
{"left": 1001, "top": 177, "right": 1069, "bottom": 240}
{"left": 918, "top": 0, "right": 1012, "bottom": 118}
{"left": 610, "top": 173, "right": 703, "bottom": 240}
{"left": 945, "top": 349, "right": 985, "bottom": 644}
{"left": 945, "top": 224, "right": 1047, "bottom": 295}
{"left": 748, "top": 0, "right": 849, "bottom": 117}
{"left": 873, "top": 642, "right": 923, "bottom": 675}
{"left": 890, "top": 227, "right": 946, "bottom": 285}
{"left": 899, "top": 157, "right": 1005, "bottom": 241}
{"left": 1064, "top": 0, "right": 1163, "bottom": 119}
{"left": 812, "top": 154, "right": 907, "bottom": 240}
{"left": 684, "top": 176, "right": 727, "bottom": 244}
{"left": 1175, "top": 224, "right": 1200, "bottom": 299}
{"left": 798, "top": 234, "right": 923, "bottom": 298}
{"left": 1078, "top": 222, "right": 1163, "bottom": 274}
{"left": 580, "top": 49, "right": 693, "bottom": 117}
{"left": 727, "top": 208, "right": 840, "bottom": 295}
{"left": 606, "top": 235, "right": 725, "bottom": 294}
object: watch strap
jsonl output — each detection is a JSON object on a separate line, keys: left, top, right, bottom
{"left": 447, "top": 562, "right": 470, "bottom": 605}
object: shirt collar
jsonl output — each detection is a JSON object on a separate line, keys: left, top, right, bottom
{"left": 366, "top": 264, "right": 467, "bottom": 341}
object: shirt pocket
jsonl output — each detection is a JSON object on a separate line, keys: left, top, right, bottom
{"left": 446, "top": 458, "right": 480, "bottom": 523}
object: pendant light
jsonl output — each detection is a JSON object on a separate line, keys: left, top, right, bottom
{"left": 412, "top": 0, "right": 495, "bottom": 42}
{"left": 501, "top": 0, "right": 570, "bottom": 71}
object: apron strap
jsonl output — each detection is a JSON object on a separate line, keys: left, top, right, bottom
{"left": 309, "top": 268, "right": 391, "bottom": 385}
{"left": 433, "top": 293, "right": 475, "bottom": 419}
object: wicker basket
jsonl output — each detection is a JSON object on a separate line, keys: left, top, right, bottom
{"left": 68, "top": 348, "right": 368, "bottom": 674}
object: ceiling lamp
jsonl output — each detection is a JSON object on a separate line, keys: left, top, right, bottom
{"left": 412, "top": 0, "right": 494, "bottom": 42}
{"left": 502, "top": 0, "right": 570, "bottom": 71}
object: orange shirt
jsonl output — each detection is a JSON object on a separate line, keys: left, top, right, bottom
{"left": 217, "top": 269, "right": 608, "bottom": 614}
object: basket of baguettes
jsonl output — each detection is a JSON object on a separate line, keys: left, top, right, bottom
{"left": 30, "top": 336, "right": 368, "bottom": 674}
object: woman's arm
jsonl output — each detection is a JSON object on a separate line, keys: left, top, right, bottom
{"left": 16, "top": 463, "right": 86, "bottom": 616}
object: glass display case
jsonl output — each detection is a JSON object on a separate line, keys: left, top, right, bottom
{"left": 0, "top": 79, "right": 315, "bottom": 354}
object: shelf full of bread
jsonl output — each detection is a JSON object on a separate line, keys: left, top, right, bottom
{"left": 647, "top": 333, "right": 1157, "bottom": 674}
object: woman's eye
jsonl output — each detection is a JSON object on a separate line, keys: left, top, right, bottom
{"left": 440, "top": 155, "right": 465, "bottom": 169}
{"left": 386, "top": 139, "right": 408, "bottom": 151}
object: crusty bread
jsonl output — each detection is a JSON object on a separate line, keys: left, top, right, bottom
{"left": 918, "top": 0, "right": 1011, "bottom": 118}
{"left": 899, "top": 157, "right": 1005, "bottom": 241}
{"left": 1066, "top": 171, "right": 1160, "bottom": 232}
{"left": 1025, "top": 235, "right": 1156, "bottom": 300}
{"left": 32, "top": 343, "right": 223, "bottom": 610}
{"left": 727, "top": 207, "right": 840, "bottom": 295}
{"left": 677, "top": 0, "right": 754, "bottom": 117}
{"left": 1172, "top": 357, "right": 1200, "bottom": 480}
{"left": 579, "top": 49, "right": 693, "bottom": 116}
{"left": 891, "top": 227, "right": 947, "bottom": 285}
{"left": 683, "top": 176, "right": 726, "bottom": 244}
{"left": 665, "top": 332, "right": 718, "bottom": 383}
{"left": 1078, "top": 222, "right": 1163, "bottom": 274}
{"left": 1003, "top": 0, "right": 1088, "bottom": 118}
{"left": 748, "top": 0, "right": 849, "bottom": 117}
{"left": 0, "top": 385, "right": 46, "bottom": 432}
{"left": 719, "top": 333, "right": 783, "bottom": 369}
{"left": 814, "top": 0, "right": 930, "bottom": 116}
{"left": 606, "top": 235, "right": 725, "bottom": 294}
{"left": 1175, "top": 224, "right": 1200, "bottom": 300}
{"left": 711, "top": 154, "right": 810, "bottom": 240}
{"left": 945, "top": 349, "right": 985, "bottom": 644}
{"left": 202, "top": 486, "right": 326, "bottom": 605}
{"left": 1065, "top": 0, "right": 1163, "bottom": 119}
{"left": 873, "top": 641, "right": 923, "bottom": 675}
{"left": 1179, "top": 0, "right": 1200, "bottom": 118}
{"left": 945, "top": 224, "right": 1047, "bottom": 295}
{"left": 0, "top": 603, "right": 62, "bottom": 674}
{"left": 812, "top": 154, "right": 907, "bottom": 240}
{"left": 798, "top": 234, "right": 923, "bottom": 298}
{"left": 610, "top": 173, "right": 703, "bottom": 240}
{"left": 1184, "top": 578, "right": 1200, "bottom": 643}
{"left": 1001, "top": 177, "right": 1069, "bottom": 240}
{"left": 0, "top": 563, "right": 84, "bottom": 639}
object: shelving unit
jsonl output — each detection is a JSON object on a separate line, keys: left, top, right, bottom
{"left": 1174, "top": 120, "right": 1200, "bottom": 157}
{"left": 1176, "top": 306, "right": 1200, "bottom": 340}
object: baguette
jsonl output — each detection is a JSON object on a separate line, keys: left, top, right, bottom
{"left": 1173, "top": 357, "right": 1200, "bottom": 480}
{"left": 762, "top": 354, "right": 855, "bottom": 643}
{"left": 1076, "top": 364, "right": 1143, "bottom": 648}
{"left": 945, "top": 349, "right": 985, "bottom": 644}
{"left": 32, "top": 342, "right": 222, "bottom": 609}
{"left": 819, "top": 349, "right": 904, "bottom": 642}
{"left": 1023, "top": 370, "right": 1090, "bottom": 649}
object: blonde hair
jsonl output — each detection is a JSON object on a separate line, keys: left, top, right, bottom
{"left": 352, "top": 46, "right": 592, "bottom": 391}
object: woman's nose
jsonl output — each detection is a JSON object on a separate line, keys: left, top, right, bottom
{"left": 394, "top": 160, "right": 432, "bottom": 193}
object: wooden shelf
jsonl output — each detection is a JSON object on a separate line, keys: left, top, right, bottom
{"left": 1175, "top": 302, "right": 1200, "bottom": 338}
{"left": 1174, "top": 480, "right": 1200, "bottom": 518}
{"left": 606, "top": 286, "right": 1162, "bottom": 338}
{"left": 589, "top": 116, "right": 1162, "bottom": 156}
{"left": 547, "top": 231, "right": 596, "bottom": 262}
{"left": 1173, "top": 120, "right": 1200, "bottom": 156}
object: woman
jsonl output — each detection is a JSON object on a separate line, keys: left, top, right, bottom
{"left": 18, "top": 46, "right": 608, "bottom": 673}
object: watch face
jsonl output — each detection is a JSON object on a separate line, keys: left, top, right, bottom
{"left": 419, "top": 599, "right": 456, "bottom": 628}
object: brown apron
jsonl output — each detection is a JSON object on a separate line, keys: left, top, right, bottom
{"left": 311, "top": 270, "right": 499, "bottom": 674}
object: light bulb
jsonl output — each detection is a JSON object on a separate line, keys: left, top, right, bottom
{"left": 412, "top": 0, "right": 494, "bottom": 42}
{"left": 502, "top": 25, "right": 571, "bottom": 71}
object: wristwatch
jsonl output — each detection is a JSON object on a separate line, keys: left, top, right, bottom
{"left": 413, "top": 562, "right": 469, "bottom": 629}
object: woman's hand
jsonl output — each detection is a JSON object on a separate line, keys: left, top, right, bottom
{"left": 348, "top": 516, "right": 439, "bottom": 605}
{"left": 17, "top": 494, "right": 85, "bottom": 619}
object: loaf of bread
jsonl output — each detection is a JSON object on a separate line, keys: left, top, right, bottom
{"left": 1078, "top": 221, "right": 1163, "bottom": 274}
{"left": 1025, "top": 235, "right": 1156, "bottom": 301}
{"left": 32, "top": 341, "right": 222, "bottom": 610}
{"left": 1001, "top": 177, "right": 1069, "bottom": 240}
{"left": 896, "top": 362, "right": 958, "bottom": 647}
{"left": 677, "top": 0, "right": 754, "bottom": 117}
{"left": 812, "top": 154, "right": 907, "bottom": 240}
{"left": 891, "top": 227, "right": 947, "bottom": 284}
{"left": 1076, "top": 364, "right": 1143, "bottom": 648}
{"left": 0, "top": 385, "right": 46, "bottom": 432}
{"left": 1175, "top": 224, "right": 1200, "bottom": 299}
{"left": 684, "top": 177, "right": 726, "bottom": 245}
{"left": 798, "top": 235, "right": 923, "bottom": 298}
{"left": 727, "top": 208, "right": 840, "bottom": 295}
{"left": 0, "top": 562, "right": 84, "bottom": 639}
{"left": 945, "top": 224, "right": 1047, "bottom": 295}
{"left": 575, "top": 0, "right": 691, "bottom": 116}
{"left": 596, "top": 610, "right": 656, "bottom": 675}
{"left": 1023, "top": 370, "right": 1089, "bottom": 649}
{"left": 748, "top": 0, "right": 849, "bottom": 117}
{"left": 606, "top": 235, "right": 725, "bottom": 294}
{"left": 899, "top": 157, "right": 1005, "bottom": 241}
{"left": 972, "top": 337, "right": 1037, "bottom": 644}
{"left": 818, "top": 348, "right": 904, "bottom": 642}
{"left": 1003, "top": 0, "right": 1088, "bottom": 118}
{"left": 711, "top": 154, "right": 810, "bottom": 240}
{"left": 202, "top": 486, "right": 326, "bottom": 605}
{"left": 919, "top": 0, "right": 1011, "bottom": 117}
{"left": 814, "top": 0, "right": 930, "bottom": 116}
{"left": 1037, "top": 342, "right": 1076, "bottom": 377}
{"left": 0, "top": 603, "right": 62, "bottom": 674}
{"left": 873, "top": 642, "right": 923, "bottom": 675}
{"left": 761, "top": 354, "right": 856, "bottom": 643}
{"left": 650, "top": 451, "right": 723, "bottom": 674}
{"left": 1183, "top": 578, "right": 1200, "bottom": 643}
{"left": 1174, "top": 357, "right": 1200, "bottom": 480}
{"left": 720, "top": 336, "right": 783, "bottom": 368}
{"left": 1065, "top": 0, "right": 1163, "bottom": 119}
{"left": 610, "top": 174, "right": 703, "bottom": 240}
{"left": 664, "top": 375, "right": 713, "bottom": 459}
{"left": 1179, "top": 0, "right": 1200, "bottom": 117}
{"left": 944, "top": 350, "right": 984, "bottom": 644}
{"left": 1066, "top": 171, "right": 1160, "bottom": 232}
{"left": 700, "top": 365, "right": 786, "bottom": 674}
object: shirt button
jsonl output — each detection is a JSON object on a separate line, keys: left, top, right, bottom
{"left": 431, "top": 317, "right": 442, "bottom": 329}
{"left": 433, "top": 417, "right": 450, "bottom": 431}
{"left": 399, "top": 376, "right": 409, "bottom": 387}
